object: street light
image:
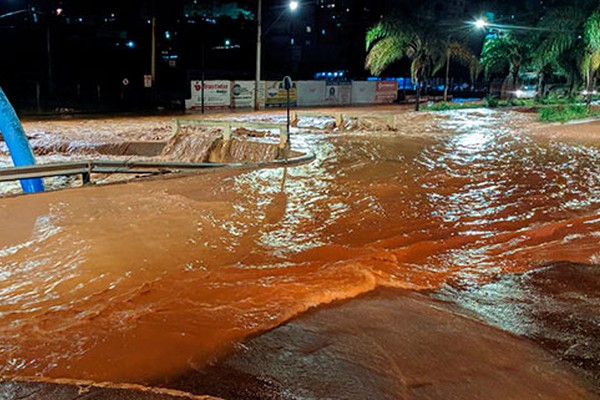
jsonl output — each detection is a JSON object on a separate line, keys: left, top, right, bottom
{"left": 255, "top": 0, "right": 299, "bottom": 110}
{"left": 475, "top": 19, "right": 488, "bottom": 29}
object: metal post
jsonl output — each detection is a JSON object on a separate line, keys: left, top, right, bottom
{"left": 254, "top": 0, "right": 262, "bottom": 111}
{"left": 201, "top": 41, "right": 205, "bottom": 114}
{"left": 151, "top": 0, "right": 157, "bottom": 91}
{"left": 286, "top": 87, "right": 290, "bottom": 144}
{"left": 46, "top": 22, "right": 54, "bottom": 97}
{"left": 82, "top": 172, "right": 91, "bottom": 185}
{"left": 283, "top": 76, "right": 292, "bottom": 147}
{"left": 0, "top": 86, "right": 44, "bottom": 193}
{"left": 35, "top": 82, "right": 41, "bottom": 112}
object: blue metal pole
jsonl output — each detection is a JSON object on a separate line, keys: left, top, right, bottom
{"left": 0, "top": 86, "right": 45, "bottom": 193}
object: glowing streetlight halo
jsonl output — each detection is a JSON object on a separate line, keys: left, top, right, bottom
{"left": 475, "top": 19, "right": 488, "bottom": 29}
{"left": 289, "top": 1, "right": 299, "bottom": 11}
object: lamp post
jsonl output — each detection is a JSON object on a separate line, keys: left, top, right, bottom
{"left": 255, "top": 0, "right": 299, "bottom": 110}
{"left": 254, "top": 0, "right": 262, "bottom": 110}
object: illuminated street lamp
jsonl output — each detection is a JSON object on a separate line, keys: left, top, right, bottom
{"left": 255, "top": 0, "right": 299, "bottom": 110}
{"left": 475, "top": 19, "right": 488, "bottom": 29}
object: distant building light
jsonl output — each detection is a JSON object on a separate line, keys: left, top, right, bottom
{"left": 165, "top": 31, "right": 171, "bottom": 39}
{"left": 55, "top": 8, "right": 63, "bottom": 16}
{"left": 225, "top": 39, "right": 231, "bottom": 46}
{"left": 321, "top": 29, "right": 326, "bottom": 35}
{"left": 126, "top": 41, "right": 135, "bottom": 48}
{"left": 290, "top": 37, "right": 295, "bottom": 45}
{"left": 306, "top": 25, "right": 312, "bottom": 33}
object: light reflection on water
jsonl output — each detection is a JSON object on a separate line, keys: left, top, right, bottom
{"left": 0, "top": 109, "right": 599, "bottom": 383}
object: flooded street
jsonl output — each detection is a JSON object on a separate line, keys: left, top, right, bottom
{"left": 1, "top": 108, "right": 600, "bottom": 396}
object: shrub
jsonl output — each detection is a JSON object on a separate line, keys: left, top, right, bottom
{"left": 509, "top": 98, "right": 527, "bottom": 107}
{"left": 538, "top": 105, "right": 591, "bottom": 123}
{"left": 484, "top": 95, "right": 498, "bottom": 108}
{"left": 426, "top": 102, "right": 482, "bottom": 111}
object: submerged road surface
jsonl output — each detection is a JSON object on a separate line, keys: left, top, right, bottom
{"left": 1, "top": 109, "right": 600, "bottom": 395}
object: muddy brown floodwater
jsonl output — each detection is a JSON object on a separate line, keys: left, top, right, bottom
{"left": 1, "top": 109, "right": 600, "bottom": 396}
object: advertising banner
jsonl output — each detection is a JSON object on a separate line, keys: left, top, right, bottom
{"left": 352, "top": 81, "right": 377, "bottom": 104}
{"left": 231, "top": 81, "right": 255, "bottom": 109}
{"left": 297, "top": 81, "right": 326, "bottom": 106}
{"left": 375, "top": 81, "right": 398, "bottom": 103}
{"left": 325, "top": 81, "right": 352, "bottom": 105}
{"left": 265, "top": 80, "right": 297, "bottom": 108}
{"left": 186, "top": 80, "right": 231, "bottom": 110}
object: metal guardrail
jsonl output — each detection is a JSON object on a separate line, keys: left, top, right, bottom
{"left": 0, "top": 152, "right": 316, "bottom": 187}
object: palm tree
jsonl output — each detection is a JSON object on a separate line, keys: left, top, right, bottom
{"left": 534, "top": 1, "right": 600, "bottom": 100}
{"left": 443, "top": 41, "right": 480, "bottom": 102}
{"left": 582, "top": 11, "right": 600, "bottom": 104}
{"left": 480, "top": 33, "right": 534, "bottom": 99}
{"left": 365, "top": 14, "right": 478, "bottom": 111}
{"left": 366, "top": 21, "right": 442, "bottom": 111}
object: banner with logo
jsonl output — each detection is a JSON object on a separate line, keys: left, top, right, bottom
{"left": 265, "top": 80, "right": 297, "bottom": 108}
{"left": 325, "top": 81, "right": 352, "bottom": 105}
{"left": 375, "top": 81, "right": 398, "bottom": 103}
{"left": 231, "top": 81, "right": 255, "bottom": 109}
{"left": 186, "top": 80, "right": 231, "bottom": 110}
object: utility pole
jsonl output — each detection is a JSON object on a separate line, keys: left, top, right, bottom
{"left": 46, "top": 10, "right": 54, "bottom": 96}
{"left": 151, "top": 0, "right": 157, "bottom": 96}
{"left": 254, "top": 0, "right": 262, "bottom": 111}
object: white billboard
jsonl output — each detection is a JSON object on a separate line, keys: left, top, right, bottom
{"left": 297, "top": 81, "right": 326, "bottom": 106}
{"left": 325, "top": 82, "right": 352, "bottom": 105}
{"left": 231, "top": 81, "right": 255, "bottom": 109}
{"left": 352, "top": 81, "right": 377, "bottom": 104}
{"left": 186, "top": 80, "right": 231, "bottom": 110}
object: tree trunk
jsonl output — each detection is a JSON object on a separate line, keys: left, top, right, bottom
{"left": 444, "top": 50, "right": 451, "bottom": 102}
{"left": 568, "top": 72, "right": 576, "bottom": 98}
{"left": 586, "top": 67, "right": 593, "bottom": 107}
{"left": 415, "top": 79, "right": 421, "bottom": 111}
{"left": 510, "top": 65, "right": 520, "bottom": 100}
{"left": 536, "top": 72, "right": 545, "bottom": 102}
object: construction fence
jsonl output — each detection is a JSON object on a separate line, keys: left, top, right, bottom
{"left": 185, "top": 80, "right": 399, "bottom": 110}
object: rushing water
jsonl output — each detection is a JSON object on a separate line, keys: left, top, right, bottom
{"left": 0, "top": 109, "right": 599, "bottom": 384}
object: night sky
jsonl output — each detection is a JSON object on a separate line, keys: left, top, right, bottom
{"left": 0, "top": 0, "right": 565, "bottom": 109}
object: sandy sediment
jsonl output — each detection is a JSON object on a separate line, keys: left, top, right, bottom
{"left": 0, "top": 377, "right": 220, "bottom": 400}
{"left": 164, "top": 288, "right": 597, "bottom": 400}
{"left": 530, "top": 118, "right": 600, "bottom": 141}
{"left": 436, "top": 261, "right": 600, "bottom": 388}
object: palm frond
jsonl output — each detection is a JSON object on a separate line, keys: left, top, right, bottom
{"left": 365, "top": 36, "right": 405, "bottom": 76}
{"left": 585, "top": 11, "right": 600, "bottom": 51}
